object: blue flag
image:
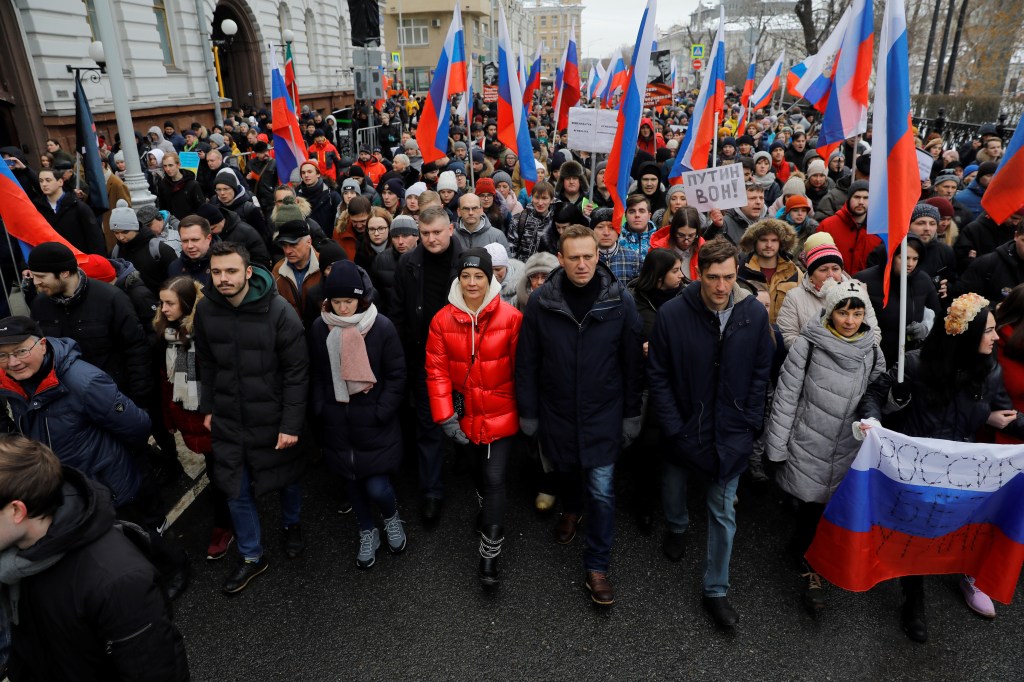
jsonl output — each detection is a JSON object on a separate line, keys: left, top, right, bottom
{"left": 75, "top": 79, "right": 109, "bottom": 211}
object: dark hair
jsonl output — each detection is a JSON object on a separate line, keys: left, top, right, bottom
{"left": 532, "top": 181, "right": 555, "bottom": 198}
{"left": 634, "top": 248, "right": 681, "bottom": 293}
{"left": 209, "top": 240, "right": 251, "bottom": 267}
{"left": 920, "top": 305, "right": 995, "bottom": 405}
{"left": 554, "top": 202, "right": 585, "bottom": 225}
{"left": 626, "top": 193, "right": 651, "bottom": 211}
{"left": 346, "top": 195, "right": 371, "bottom": 217}
{"left": 0, "top": 435, "right": 63, "bottom": 519}
{"left": 830, "top": 297, "right": 867, "bottom": 312}
{"left": 739, "top": 157, "right": 756, "bottom": 172}
{"left": 178, "top": 215, "right": 212, "bottom": 236}
{"left": 558, "top": 224, "right": 598, "bottom": 252}
{"left": 996, "top": 283, "right": 1024, "bottom": 360}
{"left": 154, "top": 276, "right": 202, "bottom": 348}
{"left": 670, "top": 206, "right": 701, "bottom": 232}
{"left": 46, "top": 138, "right": 61, "bottom": 148}
{"left": 697, "top": 236, "right": 739, "bottom": 272}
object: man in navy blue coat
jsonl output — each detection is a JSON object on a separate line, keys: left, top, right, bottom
{"left": 516, "top": 225, "right": 644, "bottom": 607}
{"left": 647, "top": 236, "right": 774, "bottom": 631}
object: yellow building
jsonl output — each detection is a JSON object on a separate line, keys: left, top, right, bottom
{"left": 524, "top": 0, "right": 584, "bottom": 83}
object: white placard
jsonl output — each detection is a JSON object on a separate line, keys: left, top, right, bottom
{"left": 916, "top": 148, "right": 934, "bottom": 183}
{"left": 567, "top": 107, "right": 618, "bottom": 154}
{"left": 679, "top": 163, "right": 747, "bottom": 212}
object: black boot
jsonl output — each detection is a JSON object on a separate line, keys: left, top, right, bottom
{"left": 900, "top": 576, "right": 928, "bottom": 643}
{"left": 479, "top": 525, "right": 503, "bottom": 590}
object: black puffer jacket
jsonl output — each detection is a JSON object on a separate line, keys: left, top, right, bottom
{"left": 215, "top": 208, "right": 272, "bottom": 271}
{"left": 30, "top": 272, "right": 151, "bottom": 405}
{"left": 214, "top": 187, "right": 268, "bottom": 243}
{"left": 33, "top": 192, "right": 107, "bottom": 255}
{"left": 110, "top": 229, "right": 177, "bottom": 293}
{"left": 6, "top": 467, "right": 189, "bottom": 682}
{"left": 955, "top": 215, "right": 1017, "bottom": 273}
{"left": 296, "top": 180, "right": 342, "bottom": 239}
{"left": 369, "top": 245, "right": 401, "bottom": 311}
{"left": 956, "top": 240, "right": 1024, "bottom": 304}
{"left": 856, "top": 263, "right": 942, "bottom": 367}
{"left": 194, "top": 266, "right": 309, "bottom": 498}
{"left": 154, "top": 170, "right": 205, "bottom": 220}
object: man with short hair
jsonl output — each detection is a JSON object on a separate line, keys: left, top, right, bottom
{"left": 389, "top": 206, "right": 463, "bottom": 523}
{"left": 272, "top": 219, "right": 322, "bottom": 328}
{"left": 196, "top": 203, "right": 271, "bottom": 270}
{"left": 619, "top": 194, "right": 658, "bottom": 261}
{"left": 647, "top": 237, "right": 774, "bottom": 631}
{"left": 516, "top": 225, "right": 644, "bottom": 606}
{"left": 453, "top": 193, "right": 510, "bottom": 251}
{"left": 33, "top": 169, "right": 106, "bottom": 255}
{"left": 819, "top": 180, "right": 879, "bottom": 274}
{"left": 721, "top": 183, "right": 767, "bottom": 245}
{"left": 905, "top": 202, "right": 956, "bottom": 282}
{"left": 194, "top": 242, "right": 309, "bottom": 594}
{"left": 0, "top": 434, "right": 189, "bottom": 680}
{"left": 591, "top": 207, "right": 641, "bottom": 282}
{"left": 169, "top": 215, "right": 215, "bottom": 286}
{"left": 738, "top": 219, "right": 802, "bottom": 323}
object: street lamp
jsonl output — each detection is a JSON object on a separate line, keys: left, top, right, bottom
{"left": 220, "top": 19, "right": 238, "bottom": 47}
{"left": 87, "top": 41, "right": 106, "bottom": 71}
{"left": 211, "top": 19, "right": 238, "bottom": 104}
{"left": 283, "top": 29, "right": 295, "bottom": 45}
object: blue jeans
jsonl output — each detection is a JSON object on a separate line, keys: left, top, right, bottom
{"left": 582, "top": 464, "right": 616, "bottom": 574}
{"left": 413, "top": 367, "right": 445, "bottom": 499}
{"left": 227, "top": 466, "right": 302, "bottom": 561}
{"left": 345, "top": 475, "right": 398, "bottom": 531}
{"left": 662, "top": 460, "right": 740, "bottom": 597}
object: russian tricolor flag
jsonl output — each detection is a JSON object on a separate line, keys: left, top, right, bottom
{"left": 787, "top": 7, "right": 850, "bottom": 112}
{"left": 554, "top": 24, "right": 581, "bottom": 132}
{"left": 523, "top": 46, "right": 542, "bottom": 106}
{"left": 605, "top": 0, "right": 657, "bottom": 228}
{"left": 586, "top": 61, "right": 604, "bottom": 101}
{"left": 736, "top": 48, "right": 758, "bottom": 137}
{"left": 816, "top": 0, "right": 874, "bottom": 159}
{"left": 668, "top": 5, "right": 725, "bottom": 180}
{"left": 866, "top": 0, "right": 917, "bottom": 307}
{"left": 602, "top": 56, "right": 627, "bottom": 108}
{"left": 415, "top": 5, "right": 468, "bottom": 164}
{"left": 981, "top": 119, "right": 1024, "bottom": 223}
{"left": 284, "top": 42, "right": 300, "bottom": 116}
{"left": 749, "top": 50, "right": 786, "bottom": 112}
{"left": 497, "top": 6, "right": 536, "bottom": 192}
{"left": 269, "top": 44, "right": 307, "bottom": 190}
{"left": 806, "top": 426, "right": 1024, "bottom": 605}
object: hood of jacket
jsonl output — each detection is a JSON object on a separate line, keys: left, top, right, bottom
{"left": 803, "top": 314, "right": 876, "bottom": 370}
{"left": 447, "top": 275, "right": 502, "bottom": 319}
{"left": 456, "top": 212, "right": 494, "bottom": 236}
{"left": 203, "top": 263, "right": 276, "bottom": 311}
{"left": 17, "top": 467, "right": 116, "bottom": 564}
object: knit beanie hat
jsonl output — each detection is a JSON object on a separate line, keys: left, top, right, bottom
{"left": 453, "top": 141, "right": 468, "bottom": 151}
{"left": 341, "top": 178, "right": 361, "bottom": 193}
{"left": 977, "top": 161, "right": 999, "bottom": 179}
{"left": 590, "top": 207, "right": 617, "bottom": 233}
{"left": 802, "top": 232, "right": 844, "bottom": 273}
{"left": 315, "top": 240, "right": 348, "bottom": 270}
{"left": 389, "top": 214, "right": 419, "bottom": 237}
{"left": 109, "top": 199, "right": 140, "bottom": 232}
{"left": 785, "top": 195, "right": 812, "bottom": 213}
{"left": 806, "top": 159, "right": 827, "bottom": 178}
{"left": 847, "top": 181, "right": 870, "bottom": 209}
{"left": 457, "top": 247, "right": 493, "bottom": 282}
{"left": 665, "top": 185, "right": 687, "bottom": 202}
{"left": 475, "top": 177, "right": 496, "bottom": 195}
{"left": 405, "top": 182, "right": 427, "bottom": 197}
{"left": 196, "top": 203, "right": 223, "bottom": 225}
{"left": 484, "top": 242, "right": 510, "bottom": 268}
{"left": 924, "top": 196, "right": 955, "bottom": 218}
{"left": 383, "top": 178, "right": 406, "bottom": 200}
{"left": 933, "top": 170, "right": 959, "bottom": 188}
{"left": 135, "top": 204, "right": 160, "bottom": 227}
{"left": 324, "top": 260, "right": 368, "bottom": 300}
{"left": 448, "top": 161, "right": 466, "bottom": 176}
{"left": 753, "top": 151, "right": 772, "bottom": 166}
{"left": 28, "top": 242, "right": 77, "bottom": 275}
{"left": 822, "top": 278, "right": 869, "bottom": 315}
{"left": 963, "top": 164, "right": 979, "bottom": 179}
{"left": 437, "top": 171, "right": 458, "bottom": 192}
{"left": 910, "top": 202, "right": 941, "bottom": 224}
{"left": 781, "top": 177, "right": 806, "bottom": 197}
{"left": 491, "top": 171, "right": 513, "bottom": 188}
{"left": 273, "top": 198, "right": 305, "bottom": 227}
{"left": 214, "top": 173, "right": 238, "bottom": 191}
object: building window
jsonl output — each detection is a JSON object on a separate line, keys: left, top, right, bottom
{"left": 399, "top": 18, "right": 429, "bottom": 46}
{"left": 153, "top": 0, "right": 175, "bottom": 65}
{"left": 305, "top": 9, "right": 318, "bottom": 70}
{"left": 279, "top": 3, "right": 292, "bottom": 48}
{"left": 540, "top": 16, "right": 546, "bottom": 27}
{"left": 551, "top": 15, "right": 558, "bottom": 27}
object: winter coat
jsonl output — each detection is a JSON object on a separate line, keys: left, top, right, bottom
{"left": 309, "top": 309, "right": 406, "bottom": 480}
{"left": 515, "top": 264, "right": 644, "bottom": 469}
{"left": 957, "top": 240, "right": 1024, "bottom": 303}
{"left": 996, "top": 325, "right": 1024, "bottom": 445}
{"left": 214, "top": 188, "right": 268, "bottom": 242}
{"left": 6, "top": 468, "right": 189, "bottom": 682}
{"left": 155, "top": 171, "right": 206, "bottom": 220}
{"left": 499, "top": 258, "right": 525, "bottom": 306}
{"left": 34, "top": 192, "right": 107, "bottom": 255}
{"left": 814, "top": 175, "right": 851, "bottom": 221}
{"left": 110, "top": 229, "right": 176, "bottom": 293}
{"left": 649, "top": 228, "right": 703, "bottom": 282}
{"left": 856, "top": 262, "right": 942, "bottom": 366}
{"left": 30, "top": 273, "right": 152, "bottom": 405}
{"left": 819, "top": 205, "right": 881, "bottom": 275}
{"left": 954, "top": 180, "right": 985, "bottom": 221}
{"left": 370, "top": 246, "right": 402, "bottom": 311}
{"left": 955, "top": 214, "right": 1016, "bottom": 272}
{"left": 297, "top": 180, "right": 343, "bottom": 240}
{"left": 427, "top": 278, "right": 523, "bottom": 444}
{"left": 738, "top": 253, "right": 802, "bottom": 324}
{"left": 721, "top": 208, "right": 764, "bottom": 245}
{"left": 776, "top": 273, "right": 881, "bottom": 350}
{"left": 0, "top": 337, "right": 150, "bottom": 506}
{"left": 453, "top": 214, "right": 511, "bottom": 252}
{"left": 766, "top": 319, "right": 885, "bottom": 503}
{"left": 167, "top": 252, "right": 212, "bottom": 288}
{"left": 246, "top": 155, "right": 278, "bottom": 218}
{"left": 272, "top": 250, "right": 323, "bottom": 327}
{"left": 507, "top": 205, "right": 554, "bottom": 261}
{"left": 646, "top": 282, "right": 774, "bottom": 483}
{"left": 619, "top": 221, "right": 659, "bottom": 261}
{"left": 859, "top": 351, "right": 1024, "bottom": 442}
{"left": 194, "top": 267, "right": 309, "bottom": 498}
{"left": 389, "top": 242, "right": 464, "bottom": 366}
{"left": 216, "top": 208, "right": 272, "bottom": 271}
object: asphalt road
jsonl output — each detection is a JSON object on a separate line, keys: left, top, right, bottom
{"left": 167, "top": 444, "right": 1024, "bottom": 681}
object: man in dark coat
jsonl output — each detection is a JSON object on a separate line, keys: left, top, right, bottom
{"left": 197, "top": 203, "right": 271, "bottom": 271}
{"left": 194, "top": 241, "right": 309, "bottom": 594}
{"left": 33, "top": 169, "right": 106, "bottom": 255}
{"left": 108, "top": 199, "right": 177, "bottom": 293}
{"left": 27, "top": 242, "right": 151, "bottom": 407}
{"left": 246, "top": 141, "right": 278, "bottom": 223}
{"left": 388, "top": 206, "right": 463, "bottom": 524}
{"left": 646, "top": 237, "right": 774, "bottom": 631}
{"left": 956, "top": 230, "right": 1024, "bottom": 304}
{"left": 516, "top": 225, "right": 644, "bottom": 607}
{"left": 0, "top": 436, "right": 189, "bottom": 681}
{"left": 211, "top": 172, "right": 269, "bottom": 243}
{"left": 955, "top": 209, "right": 1024, "bottom": 273}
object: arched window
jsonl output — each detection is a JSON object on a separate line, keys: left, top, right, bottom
{"left": 338, "top": 15, "right": 351, "bottom": 64}
{"left": 153, "top": 0, "right": 175, "bottom": 65}
{"left": 305, "top": 9, "right": 318, "bottom": 71}
{"left": 278, "top": 2, "right": 292, "bottom": 47}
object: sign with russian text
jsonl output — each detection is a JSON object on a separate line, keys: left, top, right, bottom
{"left": 567, "top": 107, "right": 619, "bottom": 153}
{"left": 678, "top": 163, "right": 746, "bottom": 211}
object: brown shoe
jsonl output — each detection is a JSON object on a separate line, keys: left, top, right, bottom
{"left": 554, "top": 513, "right": 582, "bottom": 545}
{"left": 586, "top": 571, "right": 615, "bottom": 605}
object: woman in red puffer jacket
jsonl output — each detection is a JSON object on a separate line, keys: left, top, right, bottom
{"left": 426, "top": 247, "right": 522, "bottom": 589}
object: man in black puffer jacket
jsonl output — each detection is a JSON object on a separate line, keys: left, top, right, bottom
{"left": 27, "top": 242, "right": 151, "bottom": 407}
{"left": 0, "top": 437, "right": 189, "bottom": 681}
{"left": 212, "top": 172, "right": 269, "bottom": 243}
{"left": 194, "top": 241, "right": 309, "bottom": 594}
{"left": 956, "top": 231, "right": 1024, "bottom": 304}
{"left": 370, "top": 214, "right": 419, "bottom": 311}
{"left": 196, "top": 203, "right": 272, "bottom": 271}
{"left": 108, "top": 199, "right": 177, "bottom": 293}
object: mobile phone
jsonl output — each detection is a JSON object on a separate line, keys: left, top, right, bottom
{"left": 4, "top": 159, "right": 15, "bottom": 168}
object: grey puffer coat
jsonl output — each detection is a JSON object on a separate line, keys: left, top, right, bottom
{"left": 766, "top": 318, "right": 885, "bottom": 503}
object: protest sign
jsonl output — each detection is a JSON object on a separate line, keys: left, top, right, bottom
{"left": 567, "top": 107, "right": 619, "bottom": 154}
{"left": 916, "top": 148, "right": 934, "bottom": 182}
{"left": 678, "top": 163, "right": 746, "bottom": 212}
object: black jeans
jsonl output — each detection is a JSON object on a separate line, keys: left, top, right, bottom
{"left": 468, "top": 437, "right": 513, "bottom": 527}
{"left": 793, "top": 500, "right": 826, "bottom": 565}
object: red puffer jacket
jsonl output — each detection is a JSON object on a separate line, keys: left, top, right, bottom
{"left": 426, "top": 280, "right": 523, "bottom": 444}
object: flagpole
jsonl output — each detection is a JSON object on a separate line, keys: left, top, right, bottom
{"left": 897, "top": 236, "right": 908, "bottom": 383}
{"left": 712, "top": 112, "right": 719, "bottom": 166}
{"left": 589, "top": 152, "right": 597, "bottom": 200}
{"left": 851, "top": 134, "right": 859, "bottom": 175}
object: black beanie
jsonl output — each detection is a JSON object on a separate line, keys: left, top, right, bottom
{"left": 324, "top": 260, "right": 368, "bottom": 300}
{"left": 27, "top": 242, "right": 77, "bottom": 275}
{"left": 214, "top": 173, "right": 238, "bottom": 191}
{"left": 458, "top": 247, "right": 493, "bottom": 283}
{"left": 847, "top": 180, "right": 870, "bottom": 209}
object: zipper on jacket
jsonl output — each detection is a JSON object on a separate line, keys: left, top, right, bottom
{"left": 106, "top": 622, "right": 153, "bottom": 654}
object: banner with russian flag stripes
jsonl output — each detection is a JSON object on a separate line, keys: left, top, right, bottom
{"left": 806, "top": 426, "right": 1024, "bottom": 604}
{"left": 980, "top": 118, "right": 1024, "bottom": 224}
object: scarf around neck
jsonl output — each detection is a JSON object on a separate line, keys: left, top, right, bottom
{"left": 164, "top": 327, "right": 200, "bottom": 410}
{"left": 322, "top": 304, "right": 378, "bottom": 402}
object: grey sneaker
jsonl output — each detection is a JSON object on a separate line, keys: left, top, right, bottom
{"left": 356, "top": 528, "right": 380, "bottom": 569}
{"left": 383, "top": 511, "right": 407, "bottom": 554}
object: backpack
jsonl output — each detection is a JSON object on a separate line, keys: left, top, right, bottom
{"left": 111, "top": 239, "right": 162, "bottom": 262}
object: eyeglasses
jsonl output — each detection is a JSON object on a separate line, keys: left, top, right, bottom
{"left": 675, "top": 233, "right": 697, "bottom": 243}
{"left": 0, "top": 338, "right": 41, "bottom": 364}
{"left": 368, "top": 226, "right": 389, "bottom": 234}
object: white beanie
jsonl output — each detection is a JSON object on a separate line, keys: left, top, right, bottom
{"left": 483, "top": 242, "right": 509, "bottom": 268}
{"left": 807, "top": 159, "right": 827, "bottom": 178}
{"left": 406, "top": 181, "right": 428, "bottom": 197}
{"left": 822, "top": 278, "right": 870, "bottom": 315}
{"left": 437, "top": 170, "right": 458, "bottom": 192}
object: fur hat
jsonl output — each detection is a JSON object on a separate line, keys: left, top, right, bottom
{"left": 739, "top": 218, "right": 797, "bottom": 254}
{"left": 822, "top": 278, "right": 870, "bottom": 315}
{"left": 559, "top": 160, "right": 585, "bottom": 180}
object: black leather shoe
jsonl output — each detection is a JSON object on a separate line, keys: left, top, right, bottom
{"left": 283, "top": 523, "right": 305, "bottom": 559}
{"left": 421, "top": 497, "right": 443, "bottom": 526}
{"left": 478, "top": 525, "right": 503, "bottom": 590}
{"left": 703, "top": 596, "right": 739, "bottom": 630}
{"left": 662, "top": 531, "right": 687, "bottom": 562}
{"left": 165, "top": 557, "right": 190, "bottom": 601}
{"left": 222, "top": 557, "right": 269, "bottom": 594}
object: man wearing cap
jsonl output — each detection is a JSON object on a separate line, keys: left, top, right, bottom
{"left": 591, "top": 207, "right": 641, "bottom": 282}
{"left": 954, "top": 161, "right": 998, "bottom": 221}
{"left": 371, "top": 214, "right": 419, "bottom": 310}
{"left": 931, "top": 170, "right": 972, "bottom": 230}
{"left": 33, "top": 169, "right": 106, "bottom": 255}
{"left": 452, "top": 141, "right": 469, "bottom": 162}
{"left": 453, "top": 193, "right": 509, "bottom": 252}
{"left": 246, "top": 140, "right": 278, "bottom": 222}
{"left": 27, "top": 242, "right": 151, "bottom": 406}
{"left": 906, "top": 202, "right": 956, "bottom": 284}
{"left": 308, "top": 129, "right": 341, "bottom": 183}
{"left": 196, "top": 203, "right": 271, "bottom": 271}
{"left": 212, "top": 172, "right": 268, "bottom": 242}
{"left": 108, "top": 199, "right": 177, "bottom": 293}
{"left": 354, "top": 146, "right": 387, "bottom": 186}
{"left": 471, "top": 148, "right": 491, "bottom": 179}
{"left": 272, "top": 219, "right": 322, "bottom": 328}
{"left": 818, "top": 180, "right": 879, "bottom": 275}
